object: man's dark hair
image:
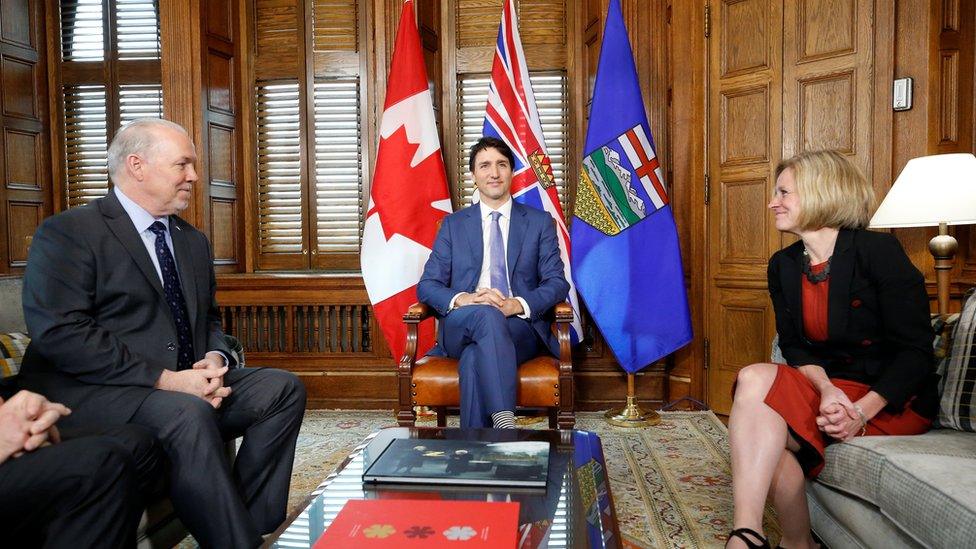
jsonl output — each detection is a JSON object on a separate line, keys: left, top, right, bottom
{"left": 468, "top": 136, "right": 515, "bottom": 172}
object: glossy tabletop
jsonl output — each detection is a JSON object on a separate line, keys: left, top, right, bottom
{"left": 266, "top": 427, "right": 621, "bottom": 548}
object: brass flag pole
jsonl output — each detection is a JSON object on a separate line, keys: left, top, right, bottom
{"left": 605, "top": 373, "right": 660, "bottom": 427}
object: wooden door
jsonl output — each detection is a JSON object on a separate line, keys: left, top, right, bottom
{"left": 705, "top": 0, "right": 876, "bottom": 414}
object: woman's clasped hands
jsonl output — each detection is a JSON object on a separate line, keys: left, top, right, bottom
{"left": 815, "top": 385, "right": 865, "bottom": 442}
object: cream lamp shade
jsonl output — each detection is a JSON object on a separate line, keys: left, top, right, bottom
{"left": 870, "top": 152, "right": 976, "bottom": 317}
{"left": 870, "top": 153, "right": 976, "bottom": 228}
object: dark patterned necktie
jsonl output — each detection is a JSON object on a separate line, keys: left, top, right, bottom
{"left": 148, "top": 221, "right": 195, "bottom": 370}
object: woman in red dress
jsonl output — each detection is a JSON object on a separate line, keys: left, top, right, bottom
{"left": 726, "top": 151, "right": 939, "bottom": 549}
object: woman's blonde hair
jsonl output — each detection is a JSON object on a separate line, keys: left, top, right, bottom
{"left": 775, "top": 150, "right": 875, "bottom": 231}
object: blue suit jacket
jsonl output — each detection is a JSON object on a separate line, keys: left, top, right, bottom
{"left": 417, "top": 201, "right": 570, "bottom": 355}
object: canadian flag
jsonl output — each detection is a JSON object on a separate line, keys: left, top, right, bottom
{"left": 361, "top": 0, "right": 451, "bottom": 362}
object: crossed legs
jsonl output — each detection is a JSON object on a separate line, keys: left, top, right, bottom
{"left": 728, "top": 363, "right": 817, "bottom": 549}
{"left": 441, "top": 305, "right": 541, "bottom": 428}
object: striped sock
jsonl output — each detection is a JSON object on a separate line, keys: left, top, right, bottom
{"left": 491, "top": 410, "right": 516, "bottom": 429}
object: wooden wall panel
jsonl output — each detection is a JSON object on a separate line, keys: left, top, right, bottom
{"left": 0, "top": 0, "right": 49, "bottom": 274}
{"left": 706, "top": 0, "right": 782, "bottom": 414}
{"left": 933, "top": 0, "right": 973, "bottom": 152}
{"left": 210, "top": 198, "right": 237, "bottom": 260}
{"left": 721, "top": 0, "right": 767, "bottom": 76}
{"left": 668, "top": 0, "right": 708, "bottom": 406}
{"left": 880, "top": 0, "right": 975, "bottom": 301}
{"left": 203, "top": 2, "right": 242, "bottom": 270}
{"left": 710, "top": 288, "right": 773, "bottom": 413}
{"left": 798, "top": 71, "right": 856, "bottom": 153}
{"left": 6, "top": 201, "right": 41, "bottom": 265}
{"left": 0, "top": 1, "right": 31, "bottom": 47}
{"left": 783, "top": 0, "right": 873, "bottom": 174}
{"left": 721, "top": 86, "right": 769, "bottom": 164}
{"left": 207, "top": 50, "right": 234, "bottom": 114}
{"left": 1, "top": 56, "right": 36, "bottom": 117}
{"left": 4, "top": 130, "right": 38, "bottom": 186}
{"left": 721, "top": 178, "right": 768, "bottom": 263}
{"left": 939, "top": 51, "right": 959, "bottom": 143}
{"left": 798, "top": 0, "right": 855, "bottom": 60}
{"left": 207, "top": 0, "right": 233, "bottom": 41}
{"left": 208, "top": 123, "right": 235, "bottom": 184}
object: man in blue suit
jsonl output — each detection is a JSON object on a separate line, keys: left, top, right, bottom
{"left": 417, "top": 137, "right": 570, "bottom": 428}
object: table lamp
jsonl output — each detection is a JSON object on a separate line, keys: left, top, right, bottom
{"left": 869, "top": 153, "right": 976, "bottom": 317}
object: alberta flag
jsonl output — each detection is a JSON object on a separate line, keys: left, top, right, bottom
{"left": 482, "top": 0, "right": 582, "bottom": 337}
{"left": 571, "top": 0, "right": 692, "bottom": 373}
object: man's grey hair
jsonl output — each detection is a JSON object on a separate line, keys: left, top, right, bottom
{"left": 106, "top": 118, "right": 188, "bottom": 179}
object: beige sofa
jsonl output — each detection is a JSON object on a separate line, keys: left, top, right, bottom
{"left": 807, "top": 428, "right": 976, "bottom": 548}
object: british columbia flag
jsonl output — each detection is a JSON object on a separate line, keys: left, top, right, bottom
{"left": 482, "top": 0, "right": 582, "bottom": 337}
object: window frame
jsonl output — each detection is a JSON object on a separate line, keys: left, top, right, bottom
{"left": 51, "top": 0, "right": 163, "bottom": 211}
{"left": 248, "top": 0, "right": 373, "bottom": 273}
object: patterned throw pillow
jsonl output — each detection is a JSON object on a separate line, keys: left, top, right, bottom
{"left": 0, "top": 332, "right": 29, "bottom": 379}
{"left": 937, "top": 289, "right": 976, "bottom": 431}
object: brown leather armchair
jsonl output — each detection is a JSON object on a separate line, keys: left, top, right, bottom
{"left": 397, "top": 301, "right": 575, "bottom": 429}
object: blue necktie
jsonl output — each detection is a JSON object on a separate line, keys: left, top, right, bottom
{"left": 489, "top": 211, "right": 510, "bottom": 297}
{"left": 148, "top": 222, "right": 195, "bottom": 370}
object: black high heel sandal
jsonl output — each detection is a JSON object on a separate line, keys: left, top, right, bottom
{"left": 726, "top": 527, "right": 771, "bottom": 549}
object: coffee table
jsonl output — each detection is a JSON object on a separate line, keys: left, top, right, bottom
{"left": 265, "top": 427, "right": 622, "bottom": 548}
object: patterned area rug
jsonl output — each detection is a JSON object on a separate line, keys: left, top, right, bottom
{"left": 285, "top": 410, "right": 781, "bottom": 548}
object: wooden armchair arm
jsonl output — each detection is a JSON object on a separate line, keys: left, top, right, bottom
{"left": 553, "top": 302, "right": 573, "bottom": 323}
{"left": 551, "top": 301, "right": 575, "bottom": 429}
{"left": 400, "top": 303, "right": 432, "bottom": 369}
{"left": 398, "top": 302, "right": 435, "bottom": 425}
{"left": 403, "top": 302, "right": 433, "bottom": 322}
{"left": 551, "top": 302, "right": 574, "bottom": 365}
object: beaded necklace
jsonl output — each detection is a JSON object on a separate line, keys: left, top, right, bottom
{"left": 801, "top": 249, "right": 831, "bottom": 283}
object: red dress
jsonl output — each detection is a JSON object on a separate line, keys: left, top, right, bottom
{"left": 762, "top": 262, "right": 932, "bottom": 478}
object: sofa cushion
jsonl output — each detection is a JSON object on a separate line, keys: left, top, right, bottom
{"left": 881, "top": 452, "right": 976, "bottom": 548}
{"left": 817, "top": 429, "right": 976, "bottom": 548}
{"left": 0, "top": 332, "right": 28, "bottom": 378}
{"left": 938, "top": 288, "right": 976, "bottom": 431}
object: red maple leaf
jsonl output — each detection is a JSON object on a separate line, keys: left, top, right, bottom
{"left": 368, "top": 125, "right": 449, "bottom": 247}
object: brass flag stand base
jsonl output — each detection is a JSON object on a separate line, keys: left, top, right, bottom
{"left": 604, "top": 373, "right": 660, "bottom": 427}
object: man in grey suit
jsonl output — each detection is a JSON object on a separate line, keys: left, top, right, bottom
{"left": 20, "top": 118, "right": 306, "bottom": 548}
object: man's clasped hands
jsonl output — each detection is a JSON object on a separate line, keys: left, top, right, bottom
{"left": 455, "top": 287, "right": 524, "bottom": 317}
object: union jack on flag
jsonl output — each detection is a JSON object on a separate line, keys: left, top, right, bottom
{"left": 482, "top": 0, "right": 582, "bottom": 338}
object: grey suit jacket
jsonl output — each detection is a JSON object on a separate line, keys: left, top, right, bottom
{"left": 20, "top": 191, "right": 239, "bottom": 425}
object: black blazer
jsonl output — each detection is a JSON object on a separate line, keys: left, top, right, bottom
{"left": 768, "top": 228, "right": 938, "bottom": 414}
{"left": 19, "top": 191, "right": 240, "bottom": 426}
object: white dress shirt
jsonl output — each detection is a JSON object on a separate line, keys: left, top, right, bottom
{"left": 449, "top": 199, "right": 530, "bottom": 318}
{"left": 114, "top": 186, "right": 179, "bottom": 285}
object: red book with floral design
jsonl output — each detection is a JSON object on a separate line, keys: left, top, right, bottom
{"left": 313, "top": 499, "right": 519, "bottom": 548}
